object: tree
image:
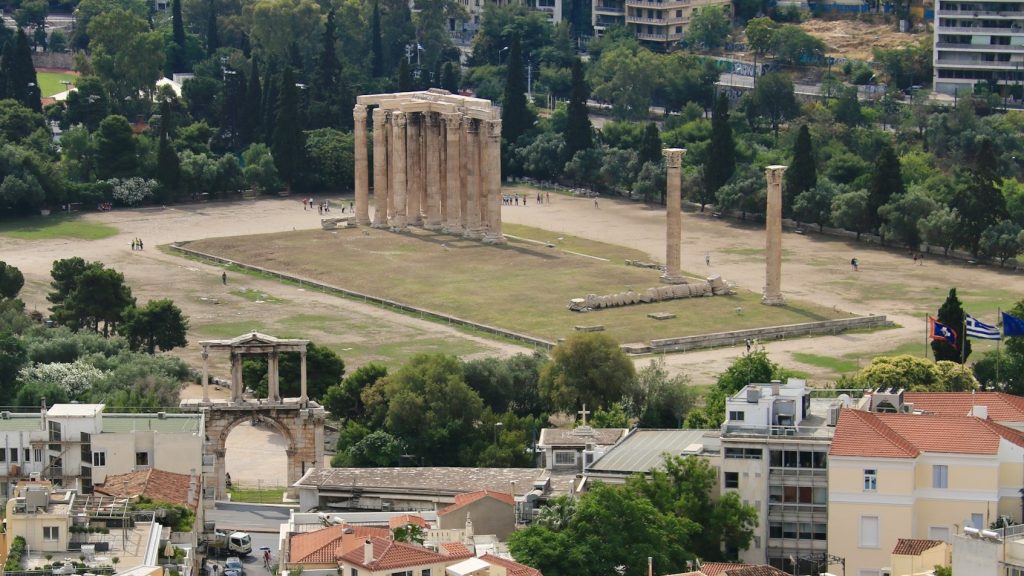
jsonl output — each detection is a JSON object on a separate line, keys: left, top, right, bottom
{"left": 441, "top": 61, "right": 459, "bottom": 92}
{"left": 833, "top": 86, "right": 863, "bottom": 126}
{"left": 538, "top": 332, "right": 636, "bottom": 412}
{"left": 204, "top": 0, "right": 219, "bottom": 55}
{"left": 638, "top": 122, "right": 662, "bottom": 167}
{"left": 933, "top": 288, "right": 971, "bottom": 363}
{"left": 392, "top": 522, "right": 425, "bottom": 544}
{"left": 240, "top": 59, "right": 263, "bottom": 146}
{"left": 87, "top": 9, "right": 165, "bottom": 114}
{"left": 748, "top": 72, "right": 798, "bottom": 138}
{"left": 979, "top": 221, "right": 1024, "bottom": 265}
{"left": 323, "top": 362, "right": 388, "bottom": 420}
{"left": 830, "top": 189, "right": 871, "bottom": 240}
{"left": 244, "top": 341, "right": 345, "bottom": 400}
{"left": 464, "top": 353, "right": 546, "bottom": 416}
{"left": 63, "top": 266, "right": 136, "bottom": 335}
{"left": 704, "top": 93, "right": 735, "bottom": 204}
{"left": 918, "top": 207, "right": 960, "bottom": 256}
{"left": 745, "top": 17, "right": 778, "bottom": 56}
{"left": 1, "top": 30, "right": 42, "bottom": 112}
{"left": 784, "top": 124, "right": 816, "bottom": 212}
{"left": 854, "top": 355, "right": 977, "bottom": 391}
{"left": 300, "top": 129, "right": 354, "bottom": 192}
{"left": 878, "top": 188, "right": 937, "bottom": 248}
{"left": 242, "top": 143, "right": 280, "bottom": 194}
{"left": 590, "top": 43, "right": 660, "bottom": 121}
{"left": 94, "top": 115, "right": 138, "bottom": 180}
{"left": 0, "top": 261, "right": 24, "bottom": 299}
{"left": 684, "top": 350, "right": 782, "bottom": 428}
{"left": 502, "top": 33, "right": 534, "bottom": 147}
{"left": 954, "top": 138, "right": 1006, "bottom": 255}
{"left": 627, "top": 359, "right": 697, "bottom": 427}
{"left": 518, "top": 132, "right": 566, "bottom": 181}
{"left": 687, "top": 5, "right": 730, "bottom": 49}
{"left": 271, "top": 67, "right": 303, "bottom": 191}
{"left": 793, "top": 180, "right": 839, "bottom": 231}
{"left": 0, "top": 332, "right": 27, "bottom": 405}
{"left": 123, "top": 299, "right": 189, "bottom": 354}
{"left": 370, "top": 0, "right": 384, "bottom": 77}
{"left": 156, "top": 101, "right": 182, "bottom": 200}
{"left": 535, "top": 495, "right": 576, "bottom": 531}
{"left": 868, "top": 143, "right": 904, "bottom": 232}
{"left": 773, "top": 25, "right": 825, "bottom": 65}
{"left": 335, "top": 430, "right": 403, "bottom": 467}
{"left": 170, "top": 0, "right": 187, "bottom": 73}
{"left": 563, "top": 58, "right": 592, "bottom": 163}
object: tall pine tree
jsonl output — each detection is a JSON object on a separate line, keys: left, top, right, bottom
{"left": 933, "top": 288, "right": 971, "bottom": 363}
{"left": 441, "top": 62, "right": 459, "bottom": 93}
{"left": 954, "top": 138, "right": 1006, "bottom": 255}
{"left": 784, "top": 124, "right": 816, "bottom": 215}
{"left": 638, "top": 122, "right": 661, "bottom": 166}
{"left": 156, "top": 100, "right": 182, "bottom": 201}
{"left": 501, "top": 33, "right": 533, "bottom": 147}
{"left": 563, "top": 57, "right": 592, "bottom": 163}
{"left": 868, "top": 142, "right": 904, "bottom": 232}
{"left": 704, "top": 92, "right": 735, "bottom": 204}
{"left": 239, "top": 57, "right": 262, "bottom": 146}
{"left": 3, "top": 30, "right": 41, "bottom": 111}
{"left": 205, "top": 0, "right": 219, "bottom": 56}
{"left": 397, "top": 58, "right": 413, "bottom": 91}
{"left": 312, "top": 10, "right": 348, "bottom": 129}
{"left": 370, "top": 0, "right": 384, "bottom": 77}
{"left": 262, "top": 59, "right": 279, "bottom": 145}
{"left": 272, "top": 67, "right": 303, "bottom": 192}
{"left": 171, "top": 0, "right": 187, "bottom": 73}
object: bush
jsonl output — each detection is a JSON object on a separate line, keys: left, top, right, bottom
{"left": 5, "top": 536, "right": 27, "bottom": 571}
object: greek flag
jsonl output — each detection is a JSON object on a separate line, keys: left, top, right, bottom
{"left": 966, "top": 315, "right": 1001, "bottom": 340}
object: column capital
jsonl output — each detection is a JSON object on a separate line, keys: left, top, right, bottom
{"left": 393, "top": 111, "right": 407, "bottom": 127}
{"left": 353, "top": 104, "right": 368, "bottom": 121}
{"left": 765, "top": 164, "right": 788, "bottom": 185}
{"left": 442, "top": 112, "right": 462, "bottom": 129}
{"left": 464, "top": 117, "right": 479, "bottom": 134}
{"left": 662, "top": 148, "right": 686, "bottom": 168}
{"left": 485, "top": 119, "right": 502, "bottom": 140}
{"left": 423, "top": 111, "right": 438, "bottom": 127}
{"left": 372, "top": 108, "right": 389, "bottom": 126}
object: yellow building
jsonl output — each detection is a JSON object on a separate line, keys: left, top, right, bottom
{"left": 4, "top": 481, "right": 71, "bottom": 554}
{"left": 828, "top": 409, "right": 1024, "bottom": 576}
{"left": 623, "top": 0, "right": 732, "bottom": 47}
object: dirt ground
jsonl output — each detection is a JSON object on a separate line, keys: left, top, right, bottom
{"left": 798, "top": 19, "right": 927, "bottom": 61}
{"left": 3, "top": 191, "right": 1021, "bottom": 388}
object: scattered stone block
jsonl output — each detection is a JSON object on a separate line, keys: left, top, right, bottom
{"left": 575, "top": 325, "right": 606, "bottom": 332}
{"left": 648, "top": 312, "right": 677, "bottom": 321}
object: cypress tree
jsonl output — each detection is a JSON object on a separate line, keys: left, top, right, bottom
{"left": 704, "top": 92, "right": 735, "bottom": 202}
{"left": 638, "top": 122, "right": 661, "bottom": 166}
{"left": 954, "top": 138, "right": 1006, "bottom": 254}
{"left": 272, "top": 67, "right": 304, "bottom": 192}
{"left": 0, "top": 40, "right": 14, "bottom": 100}
{"left": 783, "top": 124, "right": 816, "bottom": 215}
{"left": 262, "top": 60, "right": 279, "bottom": 145}
{"left": 239, "top": 57, "right": 262, "bottom": 146}
{"left": 205, "top": 0, "right": 219, "bottom": 56}
{"left": 441, "top": 61, "right": 459, "bottom": 93}
{"left": 563, "top": 57, "right": 592, "bottom": 162}
{"left": 501, "top": 33, "right": 533, "bottom": 146}
{"left": 932, "top": 288, "right": 971, "bottom": 363}
{"left": 314, "top": 11, "right": 339, "bottom": 102}
{"left": 432, "top": 58, "right": 443, "bottom": 89}
{"left": 12, "top": 30, "right": 40, "bottom": 112}
{"left": 868, "top": 142, "right": 904, "bottom": 232}
{"left": 156, "top": 100, "right": 182, "bottom": 200}
{"left": 397, "top": 58, "right": 413, "bottom": 91}
{"left": 370, "top": 0, "right": 384, "bottom": 77}
{"left": 171, "top": 0, "right": 187, "bottom": 72}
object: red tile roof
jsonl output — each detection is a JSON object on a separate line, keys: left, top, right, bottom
{"left": 904, "top": 392, "right": 1024, "bottom": 421}
{"left": 289, "top": 525, "right": 391, "bottom": 564}
{"left": 831, "top": 410, "right": 1024, "bottom": 458}
{"left": 892, "top": 538, "right": 946, "bottom": 556}
{"left": 724, "top": 567, "right": 790, "bottom": 576}
{"left": 389, "top": 514, "right": 428, "bottom": 530}
{"left": 340, "top": 536, "right": 450, "bottom": 571}
{"left": 94, "top": 469, "right": 199, "bottom": 510}
{"left": 439, "top": 542, "right": 473, "bottom": 559}
{"left": 479, "top": 554, "right": 542, "bottom": 576}
{"left": 698, "top": 563, "right": 753, "bottom": 576}
{"left": 437, "top": 490, "right": 515, "bottom": 516}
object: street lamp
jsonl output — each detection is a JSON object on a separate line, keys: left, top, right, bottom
{"left": 493, "top": 421, "right": 503, "bottom": 444}
{"left": 498, "top": 46, "right": 509, "bottom": 65}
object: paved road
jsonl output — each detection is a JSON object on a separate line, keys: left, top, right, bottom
{"left": 207, "top": 502, "right": 295, "bottom": 534}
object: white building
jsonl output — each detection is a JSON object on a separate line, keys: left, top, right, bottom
{"left": 0, "top": 404, "right": 203, "bottom": 497}
{"left": 933, "top": 0, "right": 1024, "bottom": 97}
{"left": 592, "top": 0, "right": 732, "bottom": 47}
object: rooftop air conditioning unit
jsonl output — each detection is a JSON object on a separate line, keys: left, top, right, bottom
{"left": 828, "top": 405, "right": 842, "bottom": 427}
{"left": 0, "top": 411, "right": 10, "bottom": 419}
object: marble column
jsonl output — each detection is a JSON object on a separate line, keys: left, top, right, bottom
{"left": 443, "top": 113, "right": 463, "bottom": 234}
{"left": 482, "top": 119, "right": 505, "bottom": 244}
{"left": 408, "top": 114, "right": 424, "bottom": 226}
{"left": 353, "top": 104, "right": 370, "bottom": 225}
{"left": 230, "top": 352, "right": 243, "bottom": 403}
{"left": 371, "top": 109, "right": 390, "bottom": 228}
{"left": 299, "top": 348, "right": 308, "bottom": 404}
{"left": 424, "top": 113, "right": 443, "bottom": 230}
{"left": 463, "top": 119, "right": 483, "bottom": 239}
{"left": 201, "top": 347, "right": 209, "bottom": 403}
{"left": 390, "top": 112, "right": 408, "bottom": 230}
{"left": 763, "top": 165, "right": 787, "bottom": 306}
{"left": 268, "top": 351, "right": 280, "bottom": 402}
{"left": 661, "top": 148, "right": 687, "bottom": 284}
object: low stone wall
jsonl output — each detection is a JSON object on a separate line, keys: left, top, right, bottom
{"left": 170, "top": 242, "right": 556, "bottom": 350}
{"left": 631, "top": 315, "right": 892, "bottom": 354}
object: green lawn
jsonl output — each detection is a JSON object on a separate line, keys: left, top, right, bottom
{"left": 183, "top": 225, "right": 852, "bottom": 345}
{"left": 226, "top": 486, "right": 286, "bottom": 504}
{"left": 37, "top": 71, "right": 77, "bottom": 97}
{"left": 0, "top": 214, "right": 118, "bottom": 240}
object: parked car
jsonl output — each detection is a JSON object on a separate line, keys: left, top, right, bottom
{"left": 225, "top": 557, "right": 244, "bottom": 576}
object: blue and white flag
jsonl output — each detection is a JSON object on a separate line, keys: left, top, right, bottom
{"left": 966, "top": 315, "right": 1001, "bottom": 340}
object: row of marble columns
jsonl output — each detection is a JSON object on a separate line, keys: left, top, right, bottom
{"left": 354, "top": 104, "right": 504, "bottom": 243}
{"left": 200, "top": 348, "right": 308, "bottom": 404}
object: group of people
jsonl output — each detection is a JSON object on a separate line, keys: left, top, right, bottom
{"left": 503, "top": 193, "right": 527, "bottom": 206}
{"left": 303, "top": 197, "right": 357, "bottom": 216}
{"left": 130, "top": 238, "right": 144, "bottom": 250}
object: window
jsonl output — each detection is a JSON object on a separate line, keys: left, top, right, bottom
{"left": 864, "top": 469, "right": 877, "bottom": 491}
{"left": 728, "top": 411, "right": 745, "bottom": 422}
{"left": 23, "top": 448, "right": 30, "bottom": 462}
{"left": 724, "top": 472, "right": 739, "bottom": 489}
{"left": 724, "top": 447, "right": 762, "bottom": 459}
{"left": 929, "top": 526, "right": 950, "bottom": 542}
{"left": 43, "top": 526, "right": 59, "bottom": 541}
{"left": 390, "top": 572, "right": 413, "bottom": 576}
{"left": 554, "top": 451, "right": 576, "bottom": 465}
{"left": 971, "top": 513, "right": 985, "bottom": 529}
{"left": 0, "top": 449, "right": 6, "bottom": 462}
{"left": 92, "top": 451, "right": 106, "bottom": 467}
{"left": 9, "top": 448, "right": 16, "bottom": 462}
{"left": 860, "top": 516, "right": 880, "bottom": 548}
{"left": 33, "top": 449, "right": 42, "bottom": 463}
{"left": 933, "top": 464, "right": 948, "bottom": 488}
{"left": 422, "top": 571, "right": 431, "bottom": 576}
{"left": 675, "top": 9, "right": 682, "bottom": 16}
{"left": 350, "top": 570, "right": 358, "bottom": 576}
{"left": 136, "top": 452, "right": 150, "bottom": 467}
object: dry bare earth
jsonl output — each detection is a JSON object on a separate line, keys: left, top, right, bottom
{"left": 798, "top": 19, "right": 928, "bottom": 61}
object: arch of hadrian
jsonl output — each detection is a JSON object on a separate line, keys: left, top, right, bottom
{"left": 353, "top": 90, "right": 506, "bottom": 243}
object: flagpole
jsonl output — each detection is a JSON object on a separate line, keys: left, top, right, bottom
{"left": 925, "top": 313, "right": 930, "bottom": 359}
{"left": 998, "top": 307, "right": 1002, "bottom": 385}
{"left": 962, "top": 316, "right": 968, "bottom": 364}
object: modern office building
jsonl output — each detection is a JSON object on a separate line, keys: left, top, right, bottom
{"left": 933, "top": 0, "right": 1024, "bottom": 96}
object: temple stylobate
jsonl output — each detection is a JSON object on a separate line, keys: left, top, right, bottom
{"left": 353, "top": 89, "right": 505, "bottom": 244}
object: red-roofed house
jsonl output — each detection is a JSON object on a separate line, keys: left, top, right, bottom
{"left": 902, "top": 392, "right": 1024, "bottom": 427}
{"left": 444, "top": 554, "right": 541, "bottom": 576}
{"left": 94, "top": 468, "right": 201, "bottom": 511}
{"left": 890, "top": 538, "right": 950, "bottom": 575}
{"left": 339, "top": 536, "right": 465, "bottom": 576}
{"left": 437, "top": 490, "right": 515, "bottom": 540}
{"left": 390, "top": 514, "right": 429, "bottom": 530}
{"left": 664, "top": 563, "right": 787, "bottom": 576}
{"left": 287, "top": 524, "right": 392, "bottom": 569}
{"left": 828, "top": 409, "right": 1024, "bottom": 576}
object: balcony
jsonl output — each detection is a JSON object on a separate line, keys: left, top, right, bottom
{"left": 627, "top": 0, "right": 685, "bottom": 7}
{"left": 936, "top": 59, "right": 1022, "bottom": 68}
{"left": 766, "top": 538, "right": 828, "bottom": 552}
{"left": 635, "top": 32, "right": 681, "bottom": 41}
{"left": 937, "top": 8, "right": 1024, "bottom": 18}
{"left": 628, "top": 14, "right": 685, "bottom": 23}
{"left": 936, "top": 42, "right": 1024, "bottom": 52}
{"left": 768, "top": 502, "right": 828, "bottom": 518}
{"left": 595, "top": 4, "right": 626, "bottom": 12}
{"left": 936, "top": 24, "right": 1024, "bottom": 33}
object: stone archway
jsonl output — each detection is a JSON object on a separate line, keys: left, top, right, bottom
{"left": 180, "top": 332, "right": 326, "bottom": 499}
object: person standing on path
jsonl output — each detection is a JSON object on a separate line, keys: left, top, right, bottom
{"left": 705, "top": 252, "right": 710, "bottom": 266}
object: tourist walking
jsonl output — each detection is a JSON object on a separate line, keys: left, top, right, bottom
{"left": 222, "top": 272, "right": 227, "bottom": 285}
{"left": 850, "top": 257, "right": 859, "bottom": 272}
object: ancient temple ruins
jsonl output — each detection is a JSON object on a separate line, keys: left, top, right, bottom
{"left": 353, "top": 90, "right": 505, "bottom": 243}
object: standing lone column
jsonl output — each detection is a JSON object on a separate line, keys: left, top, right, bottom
{"left": 353, "top": 104, "right": 371, "bottom": 225}
{"left": 442, "top": 113, "right": 462, "bottom": 233}
{"left": 482, "top": 119, "right": 505, "bottom": 244}
{"left": 407, "top": 114, "right": 424, "bottom": 226}
{"left": 661, "top": 148, "right": 687, "bottom": 284}
{"left": 424, "top": 113, "right": 443, "bottom": 230}
{"left": 299, "top": 348, "right": 308, "bottom": 405}
{"left": 463, "top": 119, "right": 483, "bottom": 239}
{"left": 763, "top": 165, "right": 787, "bottom": 306}
{"left": 371, "top": 109, "right": 390, "bottom": 228}
{"left": 390, "top": 112, "right": 408, "bottom": 230}
{"left": 201, "top": 347, "right": 210, "bottom": 403}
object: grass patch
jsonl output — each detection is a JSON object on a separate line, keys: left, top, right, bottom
{"left": 227, "top": 486, "right": 285, "bottom": 504}
{"left": 791, "top": 352, "right": 861, "bottom": 374}
{"left": 232, "top": 288, "right": 285, "bottom": 303}
{"left": 183, "top": 226, "right": 851, "bottom": 345}
{"left": 0, "top": 214, "right": 118, "bottom": 240}
{"left": 37, "top": 71, "right": 77, "bottom": 97}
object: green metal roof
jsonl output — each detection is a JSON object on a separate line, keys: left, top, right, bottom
{"left": 0, "top": 416, "right": 43, "bottom": 432}
{"left": 100, "top": 414, "right": 202, "bottom": 434}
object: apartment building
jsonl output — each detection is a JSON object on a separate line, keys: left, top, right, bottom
{"left": 933, "top": 0, "right": 1024, "bottom": 96}
{"left": 719, "top": 379, "right": 835, "bottom": 572}
{"left": 828, "top": 408, "right": 1024, "bottom": 576}
{"left": 594, "top": 0, "right": 732, "bottom": 47}
{"left": 0, "top": 404, "right": 203, "bottom": 497}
